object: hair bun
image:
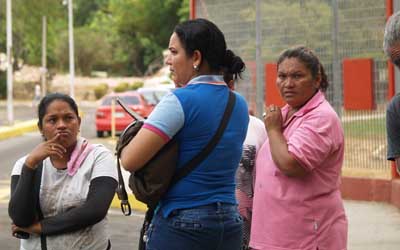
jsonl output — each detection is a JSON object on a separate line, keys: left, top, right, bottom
{"left": 224, "top": 49, "right": 245, "bottom": 75}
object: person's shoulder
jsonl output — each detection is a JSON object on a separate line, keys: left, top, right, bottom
{"left": 386, "top": 94, "right": 400, "bottom": 113}
{"left": 248, "top": 115, "right": 267, "bottom": 138}
{"left": 91, "top": 144, "right": 112, "bottom": 156}
{"left": 307, "top": 100, "right": 340, "bottom": 125}
{"left": 249, "top": 115, "right": 264, "bottom": 127}
{"left": 11, "top": 155, "right": 29, "bottom": 176}
{"left": 389, "top": 93, "right": 400, "bottom": 105}
{"left": 233, "top": 91, "right": 247, "bottom": 102}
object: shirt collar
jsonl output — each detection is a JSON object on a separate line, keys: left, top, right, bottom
{"left": 187, "top": 75, "right": 227, "bottom": 86}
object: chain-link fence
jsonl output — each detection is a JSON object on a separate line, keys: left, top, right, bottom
{"left": 194, "top": 0, "right": 392, "bottom": 178}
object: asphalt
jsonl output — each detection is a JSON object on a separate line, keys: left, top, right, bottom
{"left": 1, "top": 102, "right": 400, "bottom": 249}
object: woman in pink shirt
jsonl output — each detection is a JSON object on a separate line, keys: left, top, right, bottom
{"left": 250, "top": 46, "right": 347, "bottom": 250}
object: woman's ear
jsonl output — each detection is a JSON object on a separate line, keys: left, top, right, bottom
{"left": 313, "top": 74, "right": 321, "bottom": 90}
{"left": 192, "top": 50, "right": 202, "bottom": 69}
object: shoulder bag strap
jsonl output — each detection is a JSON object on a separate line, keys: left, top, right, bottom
{"left": 116, "top": 159, "right": 131, "bottom": 216}
{"left": 171, "top": 90, "right": 236, "bottom": 185}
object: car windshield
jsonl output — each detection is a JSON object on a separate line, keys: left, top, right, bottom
{"left": 102, "top": 95, "right": 140, "bottom": 106}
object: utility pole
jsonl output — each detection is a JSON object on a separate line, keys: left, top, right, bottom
{"left": 41, "top": 16, "right": 47, "bottom": 97}
{"left": 68, "top": 0, "right": 75, "bottom": 99}
{"left": 6, "top": 0, "right": 14, "bottom": 125}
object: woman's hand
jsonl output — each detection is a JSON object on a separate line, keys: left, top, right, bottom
{"left": 24, "top": 134, "right": 66, "bottom": 169}
{"left": 264, "top": 105, "right": 282, "bottom": 133}
{"left": 12, "top": 222, "right": 42, "bottom": 236}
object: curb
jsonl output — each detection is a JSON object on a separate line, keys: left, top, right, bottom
{"left": 0, "top": 120, "right": 37, "bottom": 141}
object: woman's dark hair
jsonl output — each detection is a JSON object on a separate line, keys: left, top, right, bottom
{"left": 277, "top": 46, "right": 329, "bottom": 92}
{"left": 174, "top": 18, "right": 245, "bottom": 80}
{"left": 37, "top": 92, "right": 79, "bottom": 129}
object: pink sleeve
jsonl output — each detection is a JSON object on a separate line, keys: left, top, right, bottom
{"left": 142, "top": 124, "right": 170, "bottom": 143}
{"left": 287, "top": 115, "right": 338, "bottom": 171}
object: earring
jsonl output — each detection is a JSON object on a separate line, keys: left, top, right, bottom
{"left": 193, "top": 65, "right": 199, "bottom": 71}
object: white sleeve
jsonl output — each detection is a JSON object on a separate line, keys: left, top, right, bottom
{"left": 11, "top": 156, "right": 28, "bottom": 176}
{"left": 90, "top": 145, "right": 118, "bottom": 181}
{"left": 246, "top": 116, "right": 267, "bottom": 151}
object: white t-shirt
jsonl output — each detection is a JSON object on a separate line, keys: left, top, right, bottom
{"left": 11, "top": 144, "right": 117, "bottom": 250}
{"left": 236, "top": 115, "right": 267, "bottom": 197}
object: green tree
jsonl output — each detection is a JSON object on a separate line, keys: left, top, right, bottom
{"left": 105, "top": 0, "right": 186, "bottom": 75}
{"left": 0, "top": 0, "right": 66, "bottom": 68}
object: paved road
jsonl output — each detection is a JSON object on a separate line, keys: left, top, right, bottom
{"left": 0, "top": 102, "right": 37, "bottom": 126}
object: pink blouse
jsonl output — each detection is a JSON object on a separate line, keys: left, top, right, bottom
{"left": 250, "top": 91, "right": 347, "bottom": 250}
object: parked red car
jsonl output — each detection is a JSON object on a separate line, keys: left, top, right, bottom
{"left": 95, "top": 91, "right": 155, "bottom": 137}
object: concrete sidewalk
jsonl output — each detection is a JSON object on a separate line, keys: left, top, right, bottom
{"left": 345, "top": 200, "right": 400, "bottom": 250}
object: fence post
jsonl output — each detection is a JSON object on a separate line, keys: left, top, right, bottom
{"left": 332, "top": 0, "right": 342, "bottom": 117}
{"left": 255, "top": 0, "right": 264, "bottom": 118}
{"left": 190, "top": 0, "right": 196, "bottom": 19}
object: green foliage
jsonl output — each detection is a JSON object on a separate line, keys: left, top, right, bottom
{"left": 0, "top": 0, "right": 66, "bottom": 68}
{"left": 93, "top": 83, "right": 109, "bottom": 100}
{"left": 113, "top": 82, "right": 130, "bottom": 93}
{"left": 178, "top": 0, "right": 190, "bottom": 22}
{"left": 129, "top": 81, "right": 144, "bottom": 90}
{"left": 0, "top": 0, "right": 189, "bottom": 76}
{"left": 107, "top": 0, "right": 184, "bottom": 75}
{"left": 55, "top": 27, "right": 111, "bottom": 76}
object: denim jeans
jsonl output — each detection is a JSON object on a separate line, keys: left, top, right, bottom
{"left": 146, "top": 202, "right": 243, "bottom": 250}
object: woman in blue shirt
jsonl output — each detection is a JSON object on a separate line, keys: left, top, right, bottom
{"left": 121, "top": 18, "right": 249, "bottom": 250}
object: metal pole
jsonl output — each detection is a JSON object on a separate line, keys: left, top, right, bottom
{"left": 6, "top": 0, "right": 14, "bottom": 125}
{"left": 111, "top": 97, "right": 116, "bottom": 139}
{"left": 255, "top": 0, "right": 264, "bottom": 118}
{"left": 68, "top": 0, "right": 75, "bottom": 99}
{"left": 332, "top": 0, "right": 342, "bottom": 117}
{"left": 41, "top": 16, "right": 47, "bottom": 97}
{"left": 394, "top": 0, "right": 400, "bottom": 94}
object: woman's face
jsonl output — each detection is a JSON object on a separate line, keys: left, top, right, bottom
{"left": 277, "top": 57, "right": 320, "bottom": 110}
{"left": 166, "top": 32, "right": 197, "bottom": 87}
{"left": 40, "top": 100, "right": 81, "bottom": 149}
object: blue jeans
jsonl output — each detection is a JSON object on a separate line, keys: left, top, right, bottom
{"left": 146, "top": 202, "right": 243, "bottom": 250}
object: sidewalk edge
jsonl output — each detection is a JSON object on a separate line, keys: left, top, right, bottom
{"left": 0, "top": 120, "right": 37, "bottom": 141}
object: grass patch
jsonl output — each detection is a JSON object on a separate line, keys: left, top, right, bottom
{"left": 343, "top": 117, "right": 386, "bottom": 138}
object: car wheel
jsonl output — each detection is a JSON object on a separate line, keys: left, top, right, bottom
{"left": 97, "top": 131, "right": 104, "bottom": 138}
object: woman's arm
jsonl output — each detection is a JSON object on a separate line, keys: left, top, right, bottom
{"left": 8, "top": 165, "right": 38, "bottom": 227}
{"left": 264, "top": 105, "right": 307, "bottom": 178}
{"left": 39, "top": 176, "right": 117, "bottom": 236}
{"left": 120, "top": 128, "right": 167, "bottom": 172}
{"left": 267, "top": 129, "right": 307, "bottom": 177}
{"left": 120, "top": 92, "right": 185, "bottom": 172}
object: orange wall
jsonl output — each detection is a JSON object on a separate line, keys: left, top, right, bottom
{"left": 343, "top": 58, "right": 375, "bottom": 110}
{"left": 265, "top": 63, "right": 285, "bottom": 107}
